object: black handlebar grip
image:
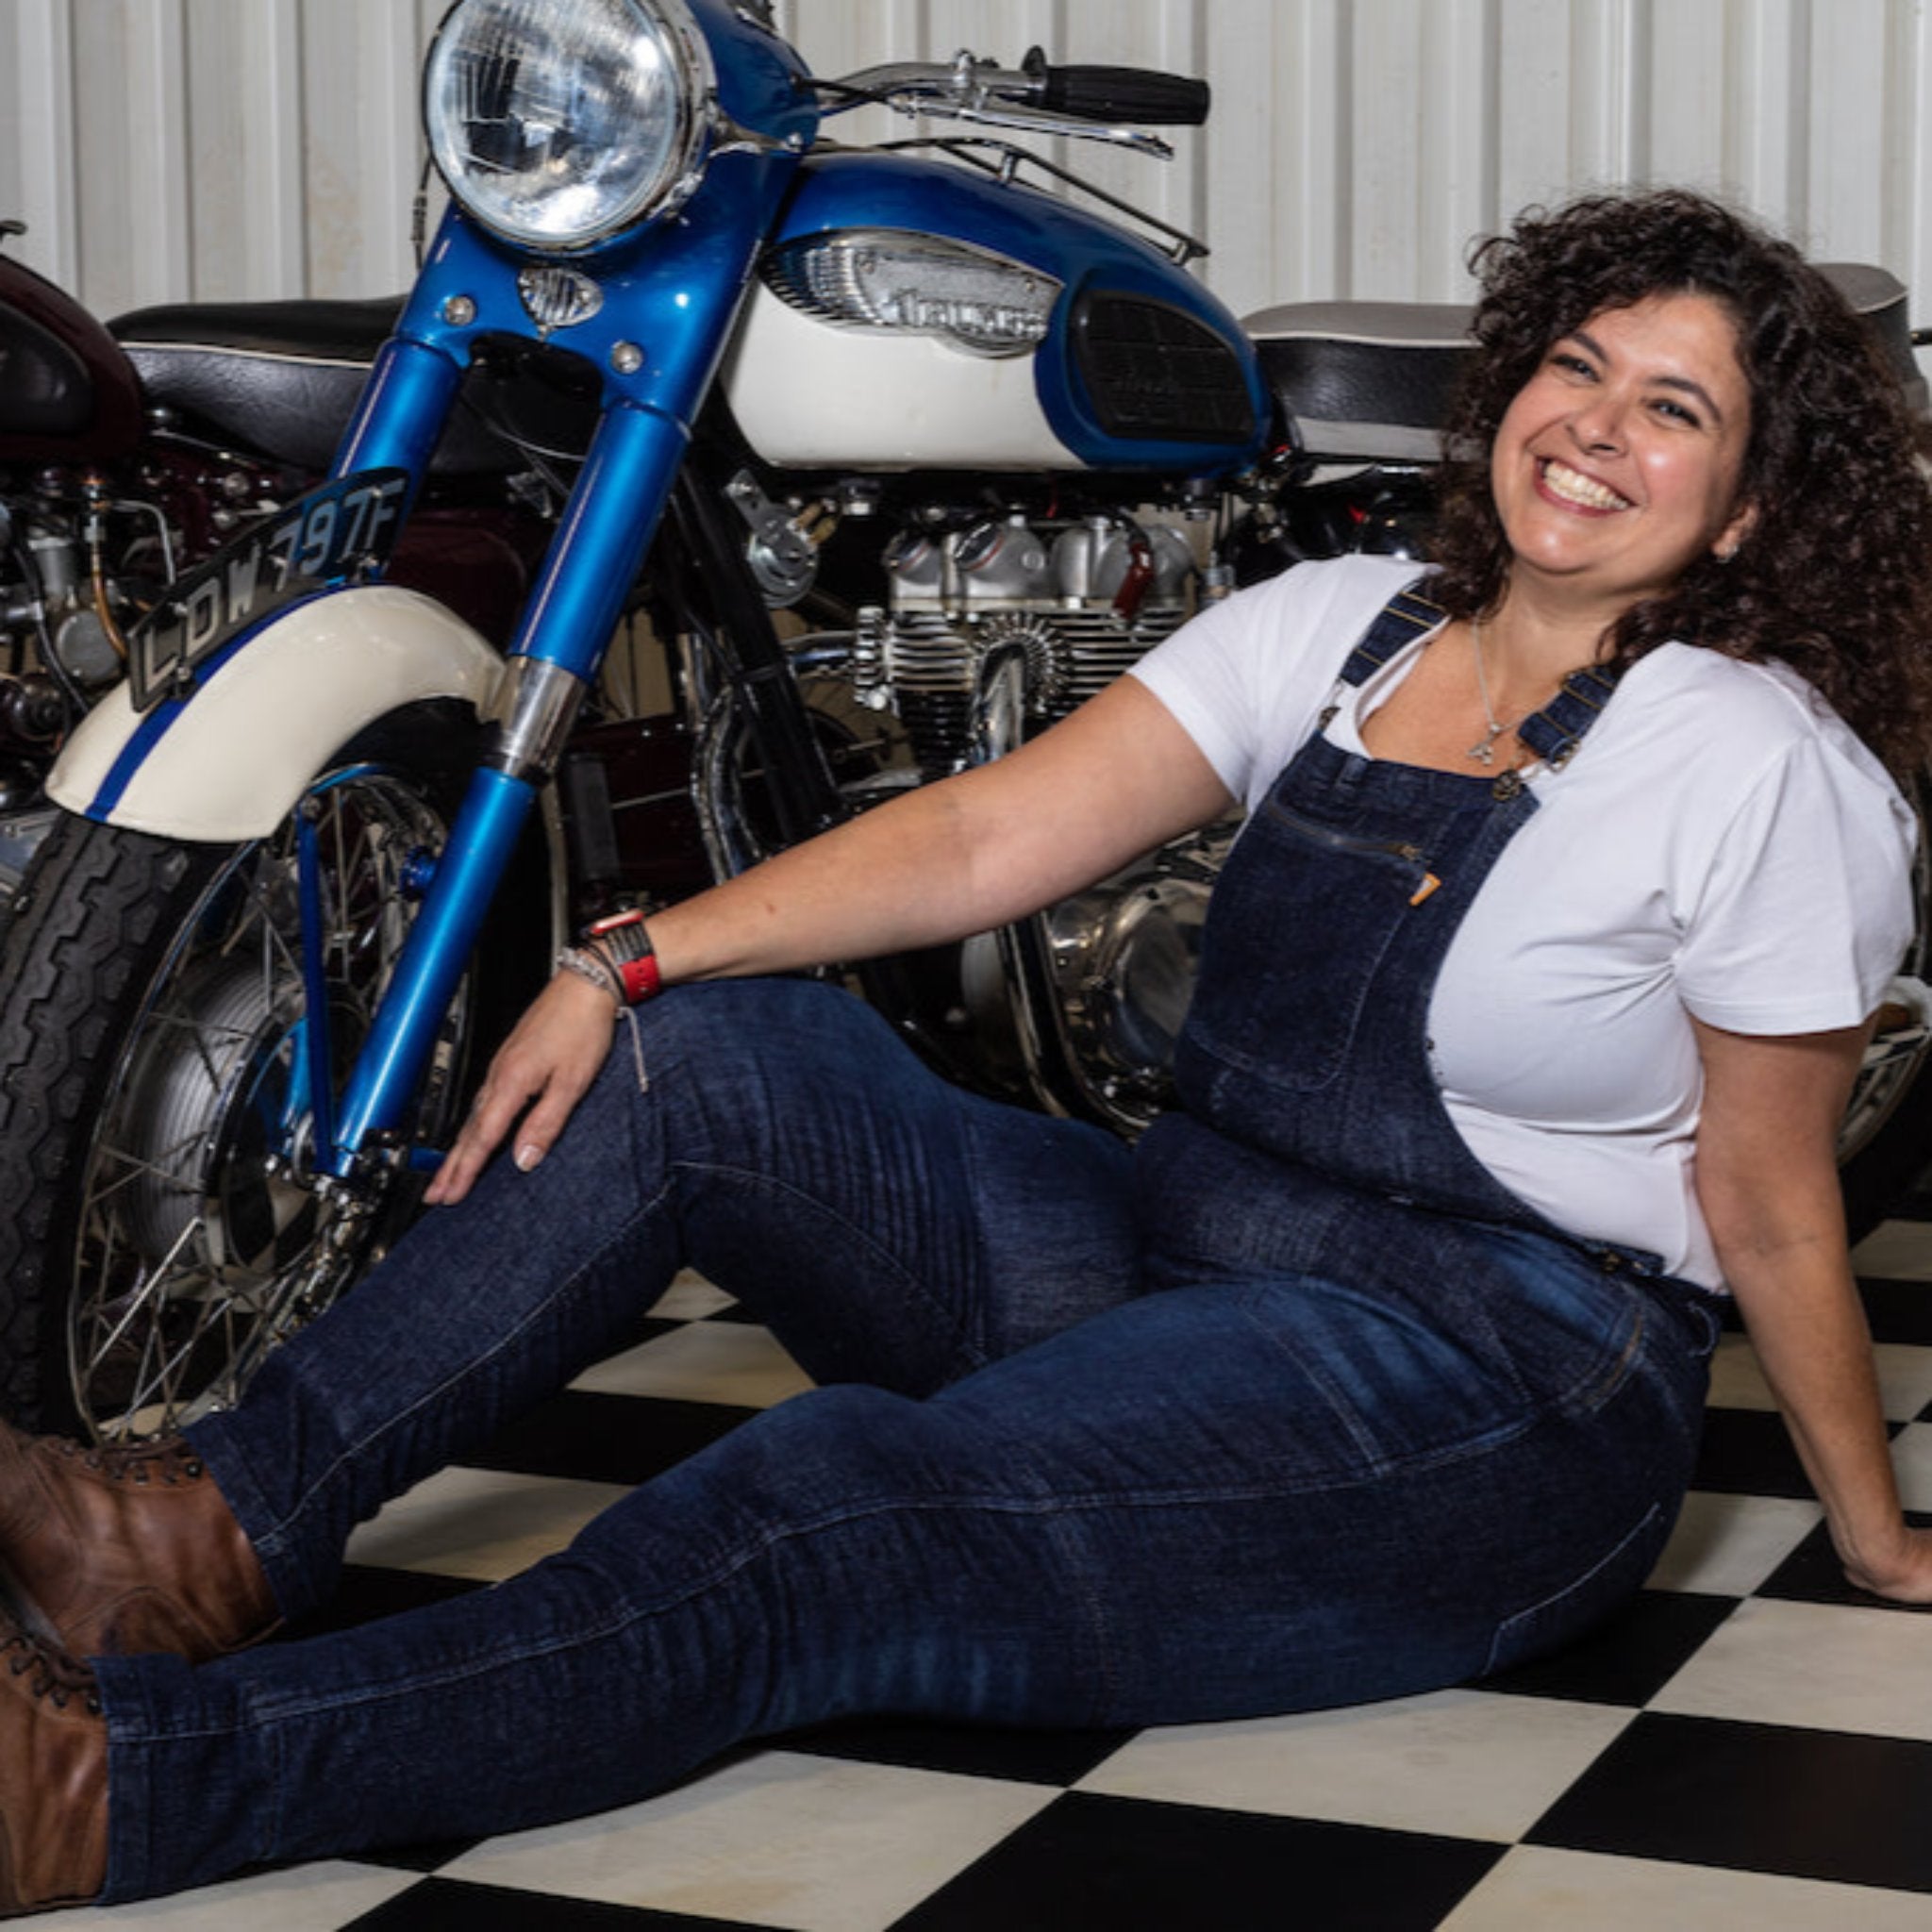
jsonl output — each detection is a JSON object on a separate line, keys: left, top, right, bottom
{"left": 1029, "top": 58, "right": 1210, "bottom": 126}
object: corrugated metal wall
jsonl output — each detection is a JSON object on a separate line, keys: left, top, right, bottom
{"left": 2, "top": 0, "right": 1928, "bottom": 349}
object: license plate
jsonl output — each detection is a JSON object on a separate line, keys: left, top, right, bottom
{"left": 128, "top": 468, "right": 410, "bottom": 712}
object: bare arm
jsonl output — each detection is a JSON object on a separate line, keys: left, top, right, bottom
{"left": 643, "top": 675, "right": 1234, "bottom": 983}
{"left": 1691, "top": 1015, "right": 1932, "bottom": 1600}
{"left": 426, "top": 676, "right": 1235, "bottom": 1204}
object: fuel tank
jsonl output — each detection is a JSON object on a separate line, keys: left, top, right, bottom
{"left": 721, "top": 151, "right": 1268, "bottom": 475}
{"left": 0, "top": 249, "right": 143, "bottom": 460}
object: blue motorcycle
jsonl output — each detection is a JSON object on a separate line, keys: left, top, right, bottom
{"left": 0, "top": 0, "right": 1923, "bottom": 1438}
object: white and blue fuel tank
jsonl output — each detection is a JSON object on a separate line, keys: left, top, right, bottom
{"left": 722, "top": 150, "right": 1269, "bottom": 475}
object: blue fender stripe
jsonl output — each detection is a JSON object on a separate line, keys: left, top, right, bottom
{"left": 86, "top": 591, "right": 335, "bottom": 822}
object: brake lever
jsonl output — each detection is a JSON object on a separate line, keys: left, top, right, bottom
{"left": 815, "top": 51, "right": 1174, "bottom": 155}
{"left": 816, "top": 57, "right": 1176, "bottom": 156}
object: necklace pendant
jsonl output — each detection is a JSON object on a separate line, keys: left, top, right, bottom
{"left": 1467, "top": 736, "right": 1497, "bottom": 766}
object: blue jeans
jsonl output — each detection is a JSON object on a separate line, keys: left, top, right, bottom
{"left": 94, "top": 979, "right": 1717, "bottom": 1903}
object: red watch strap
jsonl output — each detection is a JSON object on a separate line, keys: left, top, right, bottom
{"left": 617, "top": 952, "right": 663, "bottom": 1003}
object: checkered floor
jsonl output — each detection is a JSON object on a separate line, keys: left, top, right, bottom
{"left": 48, "top": 1208, "right": 1932, "bottom": 1931}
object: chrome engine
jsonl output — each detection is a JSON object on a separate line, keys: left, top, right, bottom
{"left": 832, "top": 506, "right": 1228, "bottom": 1131}
{"left": 714, "top": 491, "right": 1236, "bottom": 1131}
{"left": 853, "top": 509, "right": 1198, "bottom": 778}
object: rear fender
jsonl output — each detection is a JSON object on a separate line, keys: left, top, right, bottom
{"left": 48, "top": 586, "right": 502, "bottom": 841}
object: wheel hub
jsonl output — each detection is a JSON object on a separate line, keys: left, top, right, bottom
{"left": 114, "top": 953, "right": 324, "bottom": 1273}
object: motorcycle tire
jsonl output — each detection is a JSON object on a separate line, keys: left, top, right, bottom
{"left": 1837, "top": 770, "right": 1932, "bottom": 1242}
{"left": 0, "top": 703, "right": 541, "bottom": 1441}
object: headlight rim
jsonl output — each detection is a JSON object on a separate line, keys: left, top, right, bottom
{"left": 422, "top": 0, "right": 719, "bottom": 255}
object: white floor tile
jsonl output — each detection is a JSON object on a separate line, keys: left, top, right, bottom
{"left": 439, "top": 1749, "right": 1053, "bottom": 1932}
{"left": 46, "top": 1862, "right": 420, "bottom": 1929}
{"left": 1651, "top": 1596, "right": 1932, "bottom": 1740}
{"left": 572, "top": 1319, "right": 815, "bottom": 1408}
{"left": 1643, "top": 1491, "right": 1822, "bottom": 1596}
{"left": 344, "top": 1467, "right": 631, "bottom": 1581}
{"left": 650, "top": 1268, "right": 737, "bottom": 1321}
{"left": 1077, "top": 1690, "right": 1631, "bottom": 1842}
{"left": 1851, "top": 1220, "right": 1932, "bottom": 1280}
{"left": 1706, "top": 1333, "right": 1776, "bottom": 1411}
{"left": 1886, "top": 1420, "right": 1932, "bottom": 1510}
{"left": 1707, "top": 1334, "right": 1932, "bottom": 1423}
{"left": 1441, "top": 1845, "right": 1932, "bottom": 1930}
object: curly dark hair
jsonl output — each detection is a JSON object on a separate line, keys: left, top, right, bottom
{"left": 1430, "top": 188, "right": 1932, "bottom": 772}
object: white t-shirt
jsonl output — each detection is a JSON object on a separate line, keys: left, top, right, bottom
{"left": 1129, "top": 555, "right": 1917, "bottom": 1289}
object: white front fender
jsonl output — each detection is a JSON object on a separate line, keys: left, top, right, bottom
{"left": 49, "top": 586, "right": 503, "bottom": 841}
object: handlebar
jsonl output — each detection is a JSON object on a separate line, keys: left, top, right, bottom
{"left": 1022, "top": 49, "right": 1209, "bottom": 126}
{"left": 818, "top": 48, "right": 1210, "bottom": 152}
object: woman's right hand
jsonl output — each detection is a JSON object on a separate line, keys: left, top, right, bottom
{"left": 424, "top": 971, "right": 618, "bottom": 1208}
{"left": 420, "top": 677, "right": 1232, "bottom": 1208}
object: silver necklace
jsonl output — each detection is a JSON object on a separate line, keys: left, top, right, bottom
{"left": 1467, "top": 617, "right": 1510, "bottom": 765}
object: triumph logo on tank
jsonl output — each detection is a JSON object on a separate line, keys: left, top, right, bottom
{"left": 128, "top": 468, "right": 409, "bottom": 711}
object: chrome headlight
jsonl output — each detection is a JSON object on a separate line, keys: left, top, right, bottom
{"left": 424, "top": 0, "right": 712, "bottom": 250}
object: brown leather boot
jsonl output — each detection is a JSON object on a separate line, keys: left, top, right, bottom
{"left": 0, "top": 1619, "right": 107, "bottom": 1917}
{"left": 0, "top": 1426, "right": 279, "bottom": 1663}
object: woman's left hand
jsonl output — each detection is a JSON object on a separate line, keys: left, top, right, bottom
{"left": 1692, "top": 1017, "right": 1928, "bottom": 1605}
{"left": 1840, "top": 1523, "right": 1932, "bottom": 1603}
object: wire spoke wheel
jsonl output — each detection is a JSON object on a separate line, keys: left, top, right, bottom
{"left": 0, "top": 700, "right": 554, "bottom": 1442}
{"left": 59, "top": 766, "right": 465, "bottom": 1440}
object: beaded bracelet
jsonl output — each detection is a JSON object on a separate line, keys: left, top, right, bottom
{"left": 553, "top": 944, "right": 624, "bottom": 1007}
{"left": 552, "top": 945, "right": 651, "bottom": 1093}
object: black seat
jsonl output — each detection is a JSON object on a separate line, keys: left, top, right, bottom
{"left": 109, "top": 297, "right": 597, "bottom": 476}
{"left": 1242, "top": 300, "right": 1471, "bottom": 464}
{"left": 1243, "top": 262, "right": 1926, "bottom": 465}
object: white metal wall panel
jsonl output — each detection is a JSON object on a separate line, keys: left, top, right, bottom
{"left": 0, "top": 0, "right": 1927, "bottom": 360}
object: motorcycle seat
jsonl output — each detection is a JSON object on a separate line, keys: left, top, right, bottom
{"left": 1242, "top": 300, "right": 1470, "bottom": 464}
{"left": 1814, "top": 262, "right": 1926, "bottom": 412}
{"left": 1245, "top": 262, "right": 1924, "bottom": 465}
{"left": 108, "top": 297, "right": 591, "bottom": 476}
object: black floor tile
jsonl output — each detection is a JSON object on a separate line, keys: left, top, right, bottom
{"left": 1478, "top": 1588, "right": 1740, "bottom": 1706}
{"left": 1692, "top": 1407, "right": 1825, "bottom": 1496}
{"left": 344, "top": 1877, "right": 761, "bottom": 1928}
{"left": 1752, "top": 1515, "right": 1932, "bottom": 1610}
{"left": 780, "top": 1712, "right": 1136, "bottom": 1786}
{"left": 891, "top": 1792, "right": 1503, "bottom": 1932}
{"left": 1876, "top": 1186, "right": 1932, "bottom": 1224}
{"left": 465, "top": 1388, "right": 759, "bottom": 1486}
{"left": 1857, "top": 1275, "right": 1932, "bottom": 1345}
{"left": 1528, "top": 1711, "right": 1932, "bottom": 1892}
{"left": 351, "top": 1837, "right": 489, "bottom": 1876}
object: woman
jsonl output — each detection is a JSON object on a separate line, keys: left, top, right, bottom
{"left": 4, "top": 188, "right": 1932, "bottom": 1916}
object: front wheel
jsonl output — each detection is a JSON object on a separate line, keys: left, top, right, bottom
{"left": 0, "top": 714, "right": 501, "bottom": 1439}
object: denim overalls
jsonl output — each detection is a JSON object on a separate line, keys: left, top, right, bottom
{"left": 1147, "top": 577, "right": 1690, "bottom": 1274}
{"left": 96, "top": 586, "right": 1724, "bottom": 1902}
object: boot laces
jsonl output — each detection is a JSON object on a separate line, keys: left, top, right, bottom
{"left": 2, "top": 1630, "right": 102, "bottom": 1716}
{"left": 57, "top": 1433, "right": 205, "bottom": 1487}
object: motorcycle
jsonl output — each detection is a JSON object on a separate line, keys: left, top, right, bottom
{"left": 0, "top": 0, "right": 1925, "bottom": 1441}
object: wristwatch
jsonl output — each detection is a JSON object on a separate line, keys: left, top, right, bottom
{"left": 585, "top": 908, "right": 663, "bottom": 1005}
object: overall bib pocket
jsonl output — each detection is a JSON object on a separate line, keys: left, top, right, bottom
{"left": 1177, "top": 792, "right": 1438, "bottom": 1100}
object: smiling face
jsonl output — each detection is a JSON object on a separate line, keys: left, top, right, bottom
{"left": 1490, "top": 291, "right": 1757, "bottom": 621}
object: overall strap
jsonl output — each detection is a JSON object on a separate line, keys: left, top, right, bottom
{"left": 1330, "top": 574, "right": 1624, "bottom": 772}
{"left": 1515, "top": 662, "right": 1623, "bottom": 768}
{"left": 1337, "top": 578, "right": 1446, "bottom": 687}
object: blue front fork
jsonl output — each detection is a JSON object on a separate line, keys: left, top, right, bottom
{"left": 298, "top": 147, "right": 801, "bottom": 1179}
{"left": 316, "top": 391, "right": 696, "bottom": 1177}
